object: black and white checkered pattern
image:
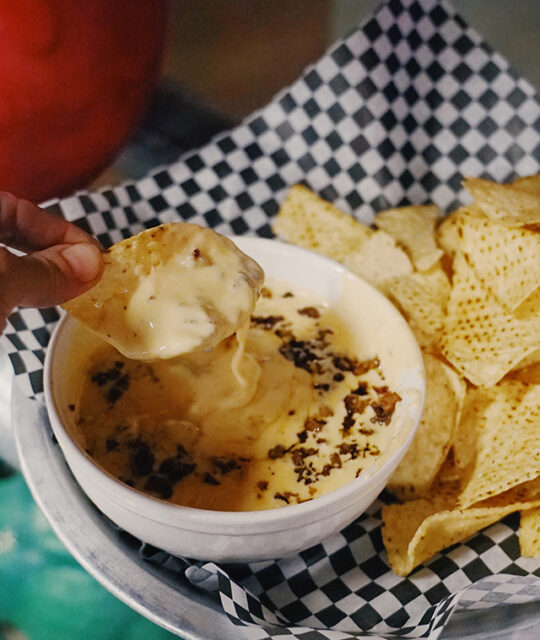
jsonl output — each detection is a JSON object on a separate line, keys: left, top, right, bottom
{"left": 3, "top": 0, "right": 540, "bottom": 637}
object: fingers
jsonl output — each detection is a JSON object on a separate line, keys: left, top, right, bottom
{"left": 0, "top": 191, "right": 99, "bottom": 253}
{"left": 0, "top": 242, "right": 103, "bottom": 327}
{"left": 0, "top": 191, "right": 104, "bottom": 331}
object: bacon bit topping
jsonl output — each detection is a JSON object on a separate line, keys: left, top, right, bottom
{"left": 251, "top": 315, "right": 284, "bottom": 329}
{"left": 211, "top": 457, "right": 242, "bottom": 475}
{"left": 342, "top": 393, "right": 369, "bottom": 434}
{"left": 268, "top": 444, "right": 287, "bottom": 459}
{"left": 129, "top": 441, "right": 154, "bottom": 476}
{"left": 144, "top": 475, "right": 173, "bottom": 500}
{"left": 106, "top": 438, "right": 118, "bottom": 452}
{"left": 274, "top": 491, "right": 300, "bottom": 504}
{"left": 371, "top": 391, "right": 401, "bottom": 425}
{"left": 314, "top": 383, "right": 330, "bottom": 391}
{"left": 297, "top": 306, "right": 320, "bottom": 318}
{"left": 330, "top": 452, "right": 342, "bottom": 468}
{"left": 279, "top": 339, "right": 321, "bottom": 373}
{"left": 333, "top": 355, "right": 380, "bottom": 376}
{"left": 291, "top": 447, "right": 318, "bottom": 467}
{"left": 91, "top": 361, "right": 130, "bottom": 405}
{"left": 337, "top": 442, "right": 360, "bottom": 459}
{"left": 318, "top": 405, "right": 334, "bottom": 418}
{"left": 353, "top": 382, "right": 368, "bottom": 396}
{"left": 305, "top": 417, "right": 326, "bottom": 432}
{"left": 203, "top": 472, "right": 220, "bottom": 486}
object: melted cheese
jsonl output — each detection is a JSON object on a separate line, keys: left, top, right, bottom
{"left": 63, "top": 223, "right": 264, "bottom": 360}
{"left": 123, "top": 225, "right": 264, "bottom": 359}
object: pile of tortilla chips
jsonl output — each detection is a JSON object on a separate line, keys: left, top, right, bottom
{"left": 273, "top": 177, "right": 540, "bottom": 576}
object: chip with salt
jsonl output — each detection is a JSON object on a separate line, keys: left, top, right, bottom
{"left": 519, "top": 507, "right": 540, "bottom": 560}
{"left": 464, "top": 176, "right": 540, "bottom": 227}
{"left": 458, "top": 214, "right": 540, "bottom": 311}
{"left": 63, "top": 222, "right": 264, "bottom": 360}
{"left": 387, "top": 353, "right": 465, "bottom": 500}
{"left": 272, "top": 184, "right": 373, "bottom": 262}
{"left": 375, "top": 205, "right": 443, "bottom": 271}
{"left": 440, "top": 252, "right": 538, "bottom": 387}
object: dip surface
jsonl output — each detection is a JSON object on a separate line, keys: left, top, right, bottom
{"left": 66, "top": 278, "right": 401, "bottom": 511}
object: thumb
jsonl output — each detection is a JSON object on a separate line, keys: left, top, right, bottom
{"left": 0, "top": 242, "right": 103, "bottom": 315}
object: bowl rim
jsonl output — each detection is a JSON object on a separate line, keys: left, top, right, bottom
{"left": 44, "top": 236, "right": 426, "bottom": 532}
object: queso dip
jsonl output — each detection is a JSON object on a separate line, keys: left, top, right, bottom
{"left": 65, "top": 278, "right": 401, "bottom": 511}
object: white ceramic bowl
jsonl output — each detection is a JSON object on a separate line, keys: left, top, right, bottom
{"left": 44, "top": 237, "right": 425, "bottom": 563}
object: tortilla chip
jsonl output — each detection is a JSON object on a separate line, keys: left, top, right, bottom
{"left": 341, "top": 230, "right": 413, "bottom": 291}
{"left": 388, "top": 354, "right": 466, "bottom": 500}
{"left": 510, "top": 360, "right": 540, "bottom": 385}
{"left": 511, "top": 173, "right": 540, "bottom": 196}
{"left": 519, "top": 507, "right": 540, "bottom": 559}
{"left": 375, "top": 205, "right": 443, "bottom": 271}
{"left": 386, "top": 264, "right": 450, "bottom": 351}
{"left": 451, "top": 386, "right": 495, "bottom": 471}
{"left": 383, "top": 501, "right": 512, "bottom": 576}
{"left": 464, "top": 176, "right": 540, "bottom": 227}
{"left": 457, "top": 380, "right": 540, "bottom": 508}
{"left": 434, "top": 451, "right": 464, "bottom": 485}
{"left": 382, "top": 475, "right": 540, "bottom": 576}
{"left": 458, "top": 215, "right": 540, "bottom": 311}
{"left": 436, "top": 204, "right": 484, "bottom": 257}
{"left": 440, "top": 253, "right": 539, "bottom": 387}
{"left": 63, "top": 223, "right": 264, "bottom": 359}
{"left": 514, "top": 286, "right": 540, "bottom": 325}
{"left": 272, "top": 184, "right": 373, "bottom": 262}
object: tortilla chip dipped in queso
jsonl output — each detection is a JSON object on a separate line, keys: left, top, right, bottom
{"left": 63, "top": 223, "right": 264, "bottom": 360}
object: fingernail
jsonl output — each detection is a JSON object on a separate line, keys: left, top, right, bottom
{"left": 61, "top": 243, "right": 103, "bottom": 282}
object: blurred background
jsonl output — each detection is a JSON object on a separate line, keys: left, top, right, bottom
{"left": 102, "top": 0, "right": 540, "bottom": 186}
{"left": 0, "top": 1, "right": 539, "bottom": 640}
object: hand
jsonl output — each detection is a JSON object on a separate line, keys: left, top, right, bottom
{"left": 0, "top": 192, "right": 103, "bottom": 332}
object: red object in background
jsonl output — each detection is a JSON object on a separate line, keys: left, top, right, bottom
{"left": 0, "top": 0, "right": 168, "bottom": 202}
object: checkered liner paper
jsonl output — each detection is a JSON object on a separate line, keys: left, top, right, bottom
{"left": 3, "top": 1, "right": 540, "bottom": 638}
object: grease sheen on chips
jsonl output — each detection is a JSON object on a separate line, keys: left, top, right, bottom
{"left": 272, "top": 175, "right": 540, "bottom": 576}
